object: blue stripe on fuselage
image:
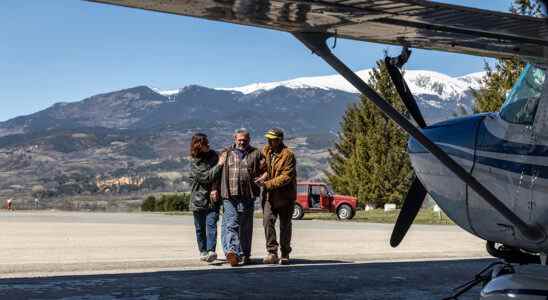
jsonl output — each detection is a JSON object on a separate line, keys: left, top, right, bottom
{"left": 408, "top": 113, "right": 548, "bottom": 179}
{"left": 435, "top": 145, "right": 541, "bottom": 178}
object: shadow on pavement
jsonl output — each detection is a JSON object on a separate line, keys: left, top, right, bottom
{"left": 0, "top": 258, "right": 496, "bottom": 299}
{"left": 210, "top": 257, "right": 350, "bottom": 266}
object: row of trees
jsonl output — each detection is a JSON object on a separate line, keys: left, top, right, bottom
{"left": 327, "top": 0, "right": 540, "bottom": 207}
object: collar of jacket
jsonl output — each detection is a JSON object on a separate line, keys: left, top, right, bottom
{"left": 264, "top": 143, "right": 286, "bottom": 155}
{"left": 230, "top": 145, "right": 256, "bottom": 153}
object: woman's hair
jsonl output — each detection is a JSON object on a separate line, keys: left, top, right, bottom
{"left": 190, "top": 133, "right": 209, "bottom": 158}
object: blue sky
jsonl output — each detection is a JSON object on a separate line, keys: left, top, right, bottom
{"left": 1, "top": 0, "right": 513, "bottom": 122}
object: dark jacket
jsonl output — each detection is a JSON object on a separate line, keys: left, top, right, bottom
{"left": 189, "top": 150, "right": 222, "bottom": 211}
{"left": 262, "top": 144, "right": 297, "bottom": 208}
{"left": 220, "top": 145, "right": 263, "bottom": 200}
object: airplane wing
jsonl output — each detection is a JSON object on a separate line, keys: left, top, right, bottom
{"left": 86, "top": 0, "right": 548, "bottom": 62}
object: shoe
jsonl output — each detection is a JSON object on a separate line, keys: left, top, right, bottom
{"left": 226, "top": 251, "right": 239, "bottom": 267}
{"left": 280, "top": 255, "right": 289, "bottom": 265}
{"left": 206, "top": 251, "right": 218, "bottom": 263}
{"left": 263, "top": 253, "right": 279, "bottom": 264}
{"left": 241, "top": 256, "right": 252, "bottom": 265}
{"left": 199, "top": 252, "right": 208, "bottom": 261}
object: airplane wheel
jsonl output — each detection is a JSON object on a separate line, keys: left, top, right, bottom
{"left": 292, "top": 204, "right": 304, "bottom": 220}
{"left": 337, "top": 204, "right": 353, "bottom": 220}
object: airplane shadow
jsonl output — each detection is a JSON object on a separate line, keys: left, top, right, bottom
{"left": 0, "top": 258, "right": 496, "bottom": 300}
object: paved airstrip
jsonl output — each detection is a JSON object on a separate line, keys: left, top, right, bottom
{"left": 0, "top": 211, "right": 494, "bottom": 299}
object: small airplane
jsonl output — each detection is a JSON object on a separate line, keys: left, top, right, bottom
{"left": 86, "top": 0, "right": 548, "bottom": 298}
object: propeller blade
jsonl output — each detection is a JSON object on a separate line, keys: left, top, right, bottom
{"left": 390, "top": 178, "right": 427, "bottom": 247}
{"left": 384, "top": 55, "right": 427, "bottom": 128}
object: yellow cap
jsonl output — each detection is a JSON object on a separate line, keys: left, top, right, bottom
{"left": 264, "top": 128, "right": 283, "bottom": 140}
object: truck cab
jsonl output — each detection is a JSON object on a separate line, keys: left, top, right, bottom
{"left": 293, "top": 182, "right": 357, "bottom": 220}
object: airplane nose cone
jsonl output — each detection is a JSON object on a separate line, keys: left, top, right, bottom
{"left": 406, "top": 114, "right": 486, "bottom": 233}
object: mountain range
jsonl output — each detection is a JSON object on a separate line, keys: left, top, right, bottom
{"left": 0, "top": 69, "right": 485, "bottom": 209}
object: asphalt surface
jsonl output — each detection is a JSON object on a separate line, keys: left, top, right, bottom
{"left": 0, "top": 259, "right": 496, "bottom": 299}
{"left": 0, "top": 211, "right": 494, "bottom": 299}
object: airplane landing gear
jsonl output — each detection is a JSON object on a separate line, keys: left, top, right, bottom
{"left": 444, "top": 242, "right": 548, "bottom": 300}
{"left": 442, "top": 261, "right": 511, "bottom": 300}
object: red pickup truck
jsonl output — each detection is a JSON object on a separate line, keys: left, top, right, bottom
{"left": 293, "top": 182, "right": 357, "bottom": 220}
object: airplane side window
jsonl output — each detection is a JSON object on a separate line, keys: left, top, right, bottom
{"left": 500, "top": 64, "right": 546, "bottom": 125}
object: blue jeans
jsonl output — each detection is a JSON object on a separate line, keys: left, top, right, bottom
{"left": 222, "top": 198, "right": 254, "bottom": 258}
{"left": 193, "top": 207, "right": 220, "bottom": 254}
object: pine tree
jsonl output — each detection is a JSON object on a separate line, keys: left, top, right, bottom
{"left": 474, "top": 0, "right": 541, "bottom": 112}
{"left": 327, "top": 60, "right": 413, "bottom": 207}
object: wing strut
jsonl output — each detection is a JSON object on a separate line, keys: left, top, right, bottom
{"left": 292, "top": 32, "right": 545, "bottom": 243}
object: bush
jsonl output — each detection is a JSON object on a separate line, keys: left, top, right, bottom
{"left": 141, "top": 196, "right": 156, "bottom": 211}
{"left": 155, "top": 196, "right": 167, "bottom": 211}
{"left": 163, "top": 193, "right": 190, "bottom": 211}
{"left": 142, "top": 193, "right": 190, "bottom": 212}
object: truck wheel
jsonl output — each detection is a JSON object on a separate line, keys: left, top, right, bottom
{"left": 337, "top": 204, "right": 353, "bottom": 220}
{"left": 292, "top": 204, "right": 304, "bottom": 220}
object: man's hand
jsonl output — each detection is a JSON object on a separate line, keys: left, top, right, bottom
{"left": 254, "top": 172, "right": 268, "bottom": 187}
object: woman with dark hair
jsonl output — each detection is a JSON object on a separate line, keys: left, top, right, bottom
{"left": 189, "top": 133, "right": 226, "bottom": 262}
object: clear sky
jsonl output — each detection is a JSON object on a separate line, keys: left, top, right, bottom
{"left": 1, "top": 0, "right": 513, "bottom": 122}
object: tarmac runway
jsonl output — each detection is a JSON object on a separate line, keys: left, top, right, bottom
{"left": 0, "top": 210, "right": 494, "bottom": 299}
{"left": 1, "top": 259, "right": 497, "bottom": 299}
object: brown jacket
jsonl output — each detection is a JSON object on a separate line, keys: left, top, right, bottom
{"left": 262, "top": 144, "right": 297, "bottom": 208}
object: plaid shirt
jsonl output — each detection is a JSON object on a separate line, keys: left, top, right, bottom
{"left": 220, "top": 147, "right": 262, "bottom": 199}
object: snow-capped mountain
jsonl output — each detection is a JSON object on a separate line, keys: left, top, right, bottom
{"left": 216, "top": 69, "right": 485, "bottom": 100}
{"left": 155, "top": 69, "right": 485, "bottom": 123}
{"left": 1, "top": 69, "right": 486, "bottom": 139}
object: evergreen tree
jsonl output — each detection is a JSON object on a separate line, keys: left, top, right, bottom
{"left": 327, "top": 60, "right": 413, "bottom": 207}
{"left": 474, "top": 0, "right": 541, "bottom": 112}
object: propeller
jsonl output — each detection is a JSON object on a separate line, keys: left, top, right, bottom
{"left": 384, "top": 53, "right": 428, "bottom": 247}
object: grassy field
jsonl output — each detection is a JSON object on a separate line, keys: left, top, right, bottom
{"left": 299, "top": 209, "right": 454, "bottom": 225}
{"left": 165, "top": 208, "right": 453, "bottom": 225}
{"left": 251, "top": 209, "right": 453, "bottom": 225}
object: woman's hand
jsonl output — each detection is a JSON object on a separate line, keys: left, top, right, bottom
{"left": 218, "top": 151, "right": 228, "bottom": 166}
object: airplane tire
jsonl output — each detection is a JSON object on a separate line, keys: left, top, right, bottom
{"left": 292, "top": 204, "right": 304, "bottom": 220}
{"left": 337, "top": 204, "right": 353, "bottom": 220}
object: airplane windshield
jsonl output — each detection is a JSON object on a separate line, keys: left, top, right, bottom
{"left": 500, "top": 64, "right": 546, "bottom": 125}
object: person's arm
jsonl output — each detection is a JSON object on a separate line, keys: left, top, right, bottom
{"left": 189, "top": 159, "right": 223, "bottom": 185}
{"left": 263, "top": 153, "right": 296, "bottom": 191}
{"left": 259, "top": 147, "right": 267, "bottom": 173}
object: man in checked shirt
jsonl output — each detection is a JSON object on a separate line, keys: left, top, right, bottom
{"left": 219, "top": 128, "right": 265, "bottom": 267}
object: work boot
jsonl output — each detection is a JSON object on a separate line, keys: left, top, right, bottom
{"left": 226, "top": 251, "right": 239, "bottom": 267}
{"left": 206, "top": 251, "right": 218, "bottom": 263}
{"left": 280, "top": 255, "right": 290, "bottom": 265}
{"left": 241, "top": 256, "right": 252, "bottom": 265}
{"left": 199, "top": 252, "right": 208, "bottom": 262}
{"left": 263, "top": 253, "right": 279, "bottom": 264}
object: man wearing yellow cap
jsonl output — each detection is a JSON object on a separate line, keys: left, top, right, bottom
{"left": 256, "top": 128, "right": 297, "bottom": 265}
